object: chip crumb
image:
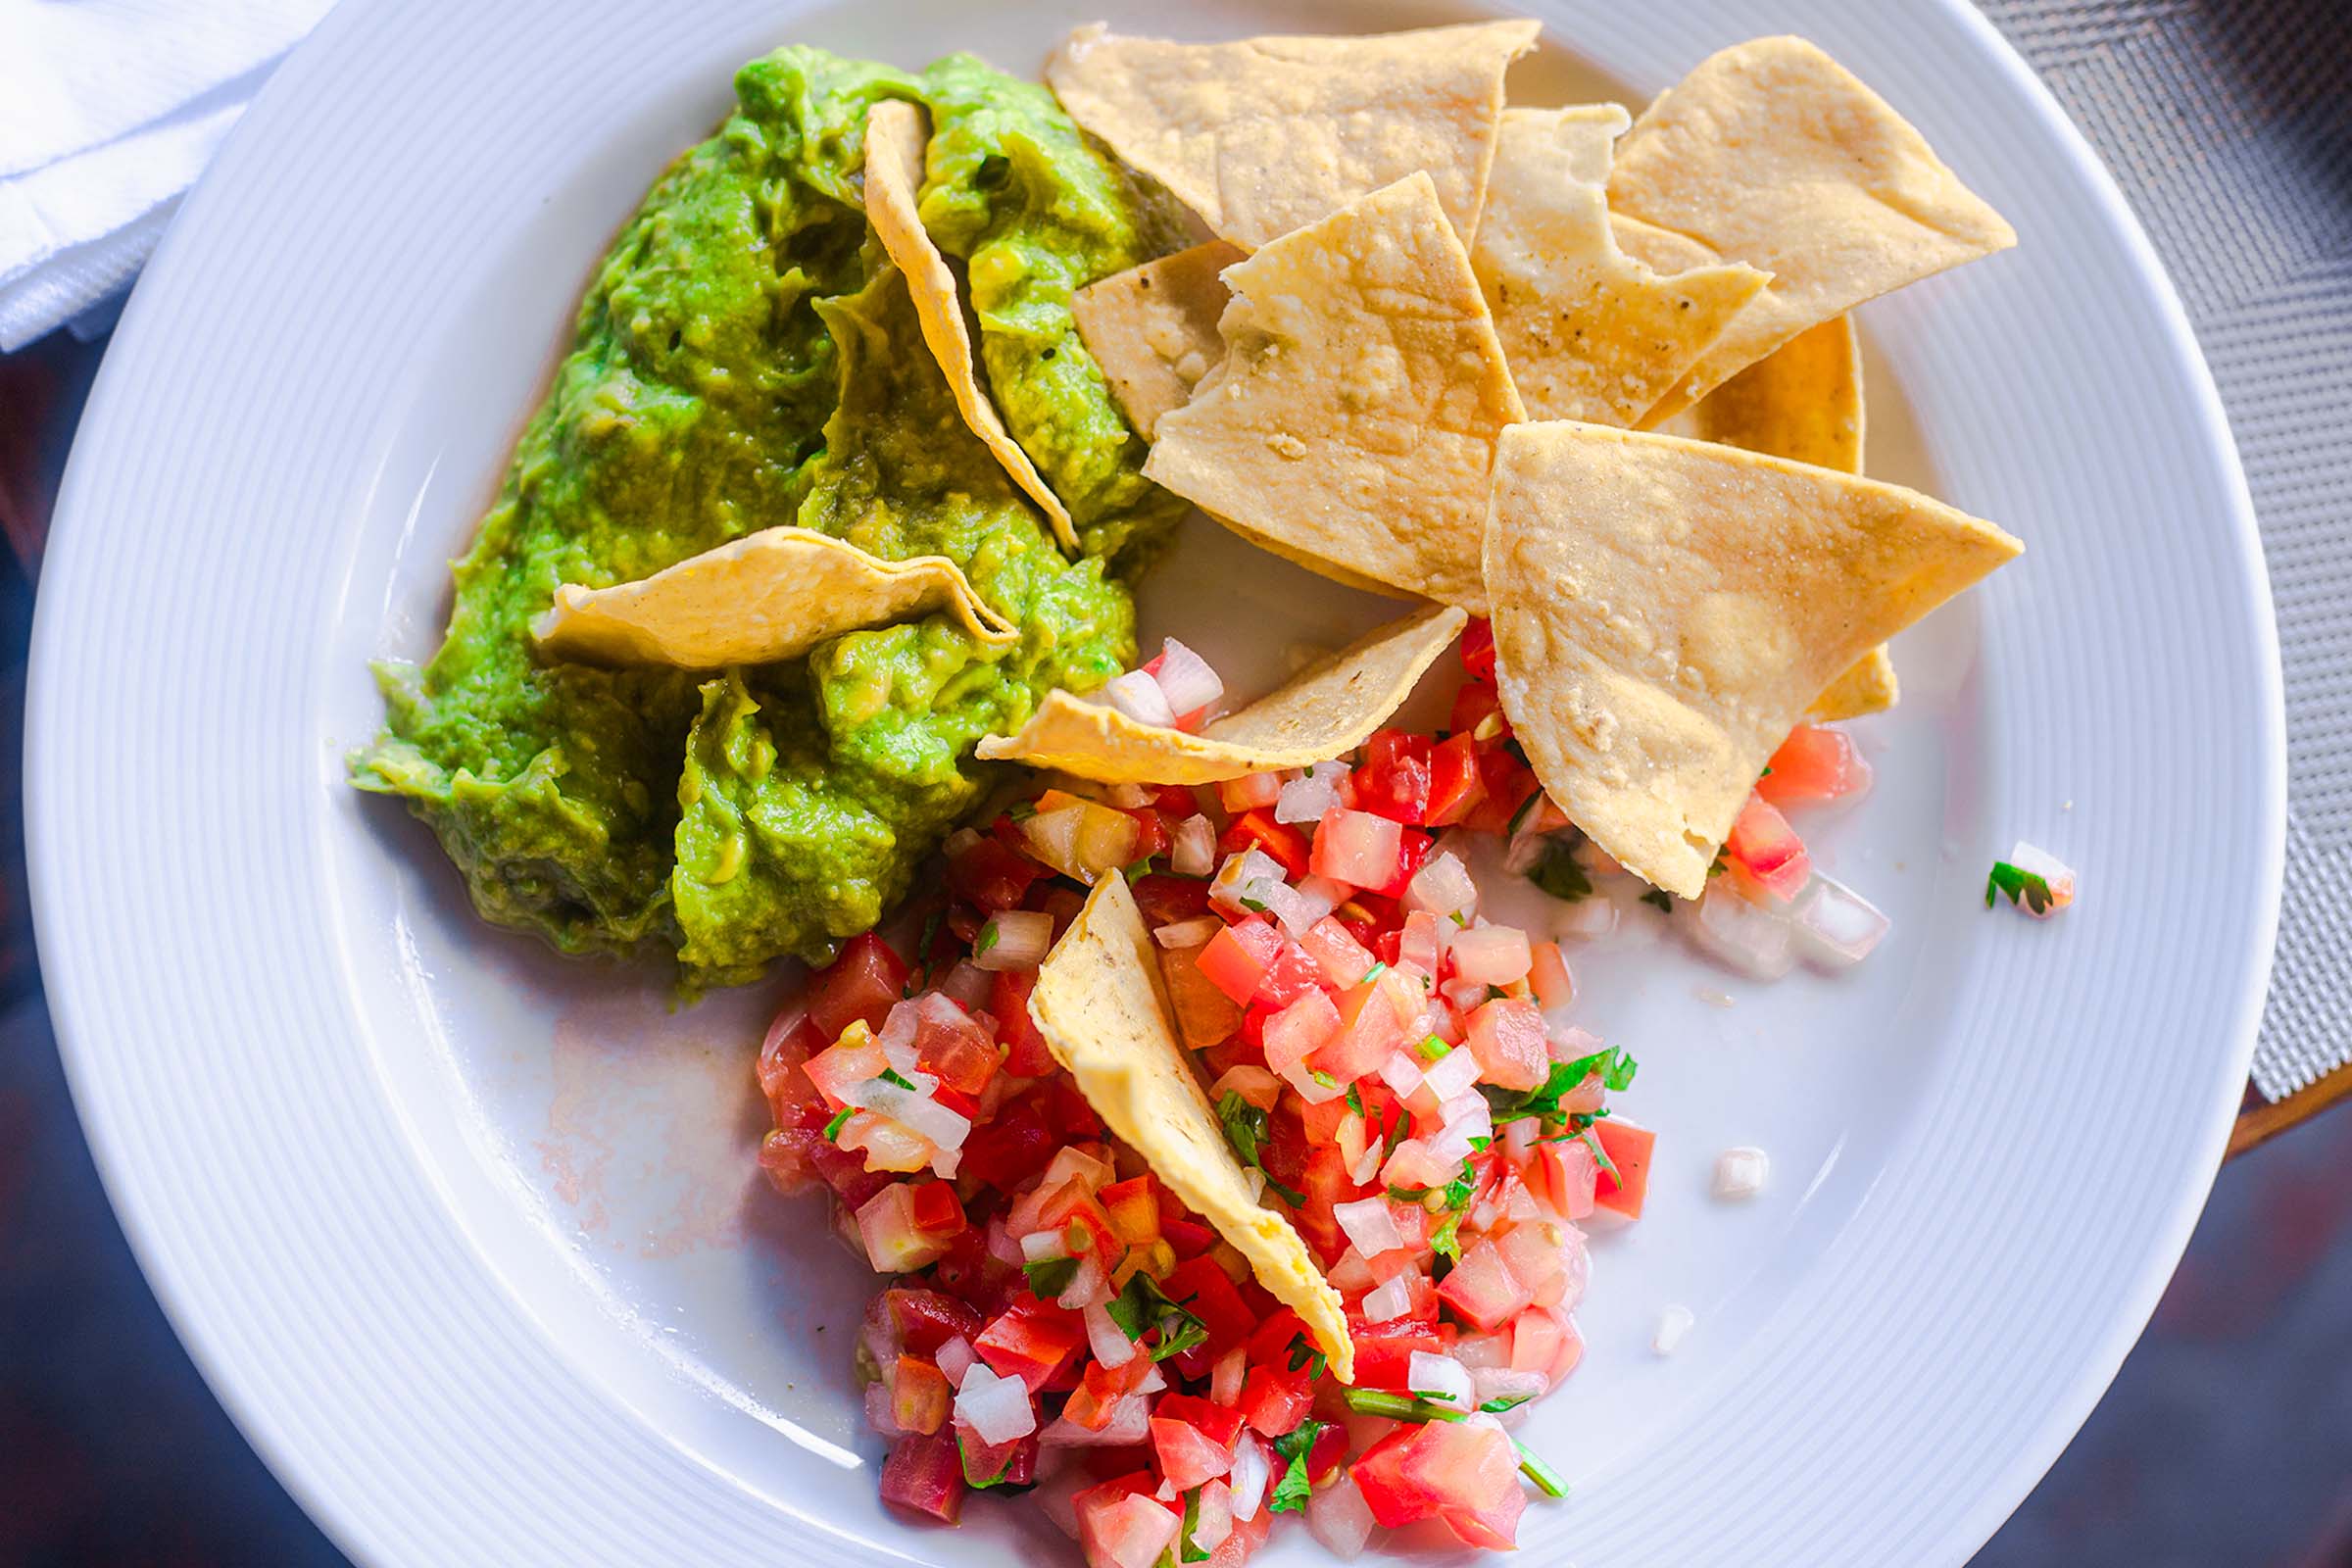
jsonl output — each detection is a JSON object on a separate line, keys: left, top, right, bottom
{"left": 1693, "top": 985, "right": 1735, "bottom": 1009}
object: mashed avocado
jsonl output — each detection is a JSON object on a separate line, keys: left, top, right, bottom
{"left": 354, "top": 45, "right": 1174, "bottom": 983}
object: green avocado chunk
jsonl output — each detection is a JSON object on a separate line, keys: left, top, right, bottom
{"left": 353, "top": 45, "right": 1175, "bottom": 984}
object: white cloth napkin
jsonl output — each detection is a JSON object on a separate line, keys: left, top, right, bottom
{"left": 0, "top": 0, "right": 332, "bottom": 351}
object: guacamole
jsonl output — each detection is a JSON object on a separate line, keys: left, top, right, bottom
{"left": 354, "top": 46, "right": 1175, "bottom": 983}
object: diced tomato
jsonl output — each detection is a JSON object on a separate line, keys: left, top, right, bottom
{"left": 1460, "top": 618, "right": 1498, "bottom": 686}
{"left": 1462, "top": 749, "right": 1539, "bottom": 835}
{"left": 1203, "top": 1496, "right": 1271, "bottom": 1568}
{"left": 756, "top": 1010, "right": 824, "bottom": 1124}
{"left": 1131, "top": 872, "right": 1212, "bottom": 926}
{"left": 1198, "top": 916, "right": 1282, "bottom": 1005}
{"left": 1310, "top": 808, "right": 1403, "bottom": 889}
{"left": 1531, "top": 1136, "right": 1599, "bottom": 1221}
{"left": 1245, "top": 1307, "right": 1307, "bottom": 1366}
{"left": 989, "top": 970, "right": 1054, "bottom": 1078}
{"left": 1124, "top": 807, "right": 1172, "bottom": 862}
{"left": 807, "top": 933, "right": 907, "bottom": 1040}
{"left": 885, "top": 1288, "right": 985, "bottom": 1355}
{"left": 1349, "top": 1324, "right": 1445, "bottom": 1391}
{"left": 1464, "top": 998, "right": 1549, "bottom": 1092}
{"left": 1306, "top": 1421, "right": 1351, "bottom": 1483}
{"left": 948, "top": 834, "right": 1043, "bottom": 911}
{"left": 1436, "top": 1238, "right": 1534, "bottom": 1332}
{"left": 1758, "top": 722, "right": 1873, "bottom": 807}
{"left": 1354, "top": 731, "right": 1434, "bottom": 825}
{"left": 1592, "top": 1117, "right": 1655, "bottom": 1219}
{"left": 893, "top": 1354, "right": 951, "bottom": 1435}
{"left": 1262, "top": 990, "right": 1342, "bottom": 1081}
{"left": 1235, "top": 1364, "right": 1314, "bottom": 1438}
{"left": 912, "top": 1002, "right": 999, "bottom": 1097}
{"left": 1155, "top": 1392, "right": 1247, "bottom": 1449}
{"left": 1079, "top": 1480, "right": 1182, "bottom": 1568}
{"left": 960, "top": 1093, "right": 1055, "bottom": 1191}
{"left": 906, "top": 1181, "right": 967, "bottom": 1240}
{"left": 1219, "top": 809, "right": 1311, "bottom": 879}
{"left": 1369, "top": 828, "right": 1433, "bottom": 901}
{"left": 1161, "top": 1256, "right": 1257, "bottom": 1354}
{"left": 1152, "top": 1416, "right": 1235, "bottom": 1491}
{"left": 1447, "top": 680, "right": 1507, "bottom": 744}
{"left": 1425, "top": 733, "right": 1488, "bottom": 826}
{"left": 1318, "top": 969, "right": 1419, "bottom": 1082}
{"left": 1099, "top": 1176, "right": 1161, "bottom": 1247}
{"left": 1298, "top": 915, "right": 1375, "bottom": 989}
{"left": 1253, "top": 939, "right": 1324, "bottom": 1009}
{"left": 1724, "top": 793, "right": 1812, "bottom": 903}
{"left": 880, "top": 1430, "right": 966, "bottom": 1524}
{"left": 1049, "top": 1077, "right": 1106, "bottom": 1140}
{"left": 974, "top": 1295, "right": 1088, "bottom": 1393}
{"left": 1400, "top": 1416, "right": 1524, "bottom": 1549}
{"left": 1527, "top": 940, "right": 1575, "bottom": 1016}
{"left": 1160, "top": 1212, "right": 1217, "bottom": 1259}
{"left": 1349, "top": 1427, "right": 1436, "bottom": 1528}
{"left": 1159, "top": 942, "right": 1246, "bottom": 1052}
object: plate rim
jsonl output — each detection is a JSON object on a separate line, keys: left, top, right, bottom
{"left": 25, "top": 0, "right": 2287, "bottom": 1563}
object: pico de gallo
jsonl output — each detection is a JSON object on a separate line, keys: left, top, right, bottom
{"left": 755, "top": 624, "right": 1886, "bottom": 1563}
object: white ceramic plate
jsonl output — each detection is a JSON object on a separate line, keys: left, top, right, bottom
{"left": 29, "top": 0, "right": 2282, "bottom": 1563}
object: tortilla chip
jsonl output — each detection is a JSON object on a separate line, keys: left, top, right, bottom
{"left": 532, "top": 526, "right": 1014, "bottom": 668}
{"left": 1483, "top": 421, "right": 2021, "bottom": 897}
{"left": 1606, "top": 36, "right": 2016, "bottom": 423}
{"left": 1045, "top": 20, "right": 1538, "bottom": 250}
{"left": 1472, "top": 105, "right": 1769, "bottom": 426}
{"left": 979, "top": 604, "right": 1467, "bottom": 783}
{"left": 865, "top": 101, "right": 1078, "bottom": 550}
{"left": 1670, "top": 315, "right": 1896, "bottom": 719}
{"left": 1030, "top": 874, "right": 1353, "bottom": 1380}
{"left": 1145, "top": 173, "right": 1524, "bottom": 613}
{"left": 1072, "top": 240, "right": 1247, "bottom": 439}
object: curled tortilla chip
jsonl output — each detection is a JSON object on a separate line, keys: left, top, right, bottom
{"left": 1607, "top": 36, "right": 2016, "bottom": 423}
{"left": 533, "top": 526, "right": 1014, "bottom": 668}
{"left": 1046, "top": 20, "right": 1538, "bottom": 251}
{"left": 979, "top": 603, "right": 1467, "bottom": 783}
{"left": 1030, "top": 874, "right": 1353, "bottom": 1380}
{"left": 865, "top": 100, "right": 1077, "bottom": 549}
{"left": 1472, "top": 105, "right": 1769, "bottom": 426}
{"left": 1484, "top": 421, "right": 2021, "bottom": 897}
{"left": 1145, "top": 173, "right": 1524, "bottom": 613}
{"left": 1669, "top": 315, "right": 1896, "bottom": 719}
{"left": 1072, "top": 240, "right": 1247, "bottom": 440}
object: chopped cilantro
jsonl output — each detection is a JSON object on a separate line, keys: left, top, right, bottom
{"left": 1006, "top": 800, "right": 1038, "bottom": 821}
{"left": 1286, "top": 1336, "right": 1328, "bottom": 1380}
{"left": 1640, "top": 889, "right": 1675, "bottom": 913}
{"left": 1515, "top": 1440, "right": 1570, "bottom": 1499}
{"left": 973, "top": 920, "right": 1001, "bottom": 957}
{"left": 1505, "top": 789, "right": 1543, "bottom": 837}
{"left": 1239, "top": 896, "right": 1269, "bottom": 914}
{"left": 877, "top": 1067, "right": 917, "bottom": 1091}
{"left": 1483, "top": 1047, "right": 1639, "bottom": 1127}
{"left": 1308, "top": 1068, "right": 1339, "bottom": 1089}
{"left": 823, "top": 1107, "right": 853, "bottom": 1142}
{"left": 1123, "top": 855, "right": 1157, "bottom": 884}
{"left": 1528, "top": 839, "right": 1592, "bottom": 903}
{"left": 1414, "top": 1035, "right": 1451, "bottom": 1064}
{"left": 1345, "top": 1084, "right": 1365, "bottom": 1116}
{"left": 1180, "top": 1487, "right": 1209, "bottom": 1560}
{"left": 1268, "top": 1420, "right": 1325, "bottom": 1513}
{"left": 1024, "top": 1256, "right": 1078, "bottom": 1298}
{"left": 1429, "top": 1209, "right": 1462, "bottom": 1261}
{"left": 1382, "top": 1107, "right": 1412, "bottom": 1161}
{"left": 1342, "top": 1389, "right": 1467, "bottom": 1424}
{"left": 1106, "top": 1271, "right": 1209, "bottom": 1360}
{"left": 1361, "top": 960, "right": 1389, "bottom": 982}
{"left": 1984, "top": 858, "right": 2056, "bottom": 913}
{"left": 1479, "top": 1392, "right": 1536, "bottom": 1414}
{"left": 911, "top": 906, "right": 946, "bottom": 989}
{"left": 1217, "top": 1091, "right": 1305, "bottom": 1205}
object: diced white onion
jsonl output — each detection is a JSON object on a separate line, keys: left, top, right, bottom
{"left": 943, "top": 827, "right": 982, "bottom": 859}
{"left": 940, "top": 959, "right": 994, "bottom": 1011}
{"left": 1361, "top": 1274, "right": 1415, "bottom": 1324}
{"left": 1306, "top": 1472, "right": 1377, "bottom": 1558}
{"left": 1211, "top": 1346, "right": 1248, "bottom": 1405}
{"left": 1086, "top": 1300, "right": 1138, "bottom": 1368}
{"left": 2007, "top": 839, "right": 2078, "bottom": 905}
{"left": 1057, "top": 1253, "right": 1107, "bottom": 1310}
{"left": 1788, "top": 873, "right": 1889, "bottom": 967}
{"left": 1652, "top": 1303, "right": 1696, "bottom": 1356}
{"left": 1263, "top": 876, "right": 1335, "bottom": 938}
{"left": 1683, "top": 883, "right": 1796, "bottom": 979}
{"left": 955, "top": 1361, "right": 1037, "bottom": 1445}
{"left": 1348, "top": 1136, "right": 1386, "bottom": 1187}
{"left": 1470, "top": 1366, "right": 1547, "bottom": 1413}
{"left": 1276, "top": 760, "right": 1350, "bottom": 825}
{"left": 1503, "top": 1117, "right": 1538, "bottom": 1158}
{"left": 1377, "top": 1052, "right": 1426, "bottom": 1098}
{"left": 1043, "top": 1395, "right": 1152, "bottom": 1447}
{"left": 1407, "top": 1350, "right": 1476, "bottom": 1410}
{"left": 1229, "top": 1434, "right": 1271, "bottom": 1522}
{"left": 1193, "top": 1479, "right": 1237, "bottom": 1553}
{"left": 935, "top": 1335, "right": 976, "bottom": 1388}
{"left": 877, "top": 1001, "right": 921, "bottom": 1067}
{"left": 1421, "top": 1043, "right": 1481, "bottom": 1102}
{"left": 1553, "top": 894, "right": 1618, "bottom": 941}
{"left": 1105, "top": 783, "right": 1156, "bottom": 809}
{"left": 1153, "top": 915, "right": 1226, "bottom": 949}
{"left": 1041, "top": 1144, "right": 1115, "bottom": 1195}
{"left": 1210, "top": 848, "right": 1293, "bottom": 917}
{"left": 975, "top": 908, "right": 1054, "bottom": 971}
{"left": 1102, "top": 668, "right": 1177, "bottom": 727}
{"left": 1171, "top": 814, "right": 1218, "bottom": 877}
{"left": 1403, "top": 851, "right": 1478, "bottom": 918}
{"left": 1333, "top": 1196, "right": 1404, "bottom": 1256}
{"left": 1713, "top": 1146, "right": 1770, "bottom": 1200}
{"left": 1152, "top": 638, "right": 1225, "bottom": 718}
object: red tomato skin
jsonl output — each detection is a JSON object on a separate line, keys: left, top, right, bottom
{"left": 1757, "top": 722, "right": 1873, "bottom": 807}
{"left": 1369, "top": 829, "right": 1434, "bottom": 900}
{"left": 1219, "top": 809, "right": 1312, "bottom": 878}
{"left": 1447, "top": 680, "right": 1507, "bottom": 743}
{"left": 1354, "top": 731, "right": 1434, "bottom": 825}
{"left": 1593, "top": 1116, "right": 1656, "bottom": 1219}
{"left": 1424, "top": 734, "right": 1488, "bottom": 826}
{"left": 949, "top": 835, "right": 1043, "bottom": 911}
{"left": 1460, "top": 619, "right": 1498, "bottom": 686}
{"left": 808, "top": 933, "right": 908, "bottom": 1039}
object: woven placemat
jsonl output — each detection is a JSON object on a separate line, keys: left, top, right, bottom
{"left": 1977, "top": 0, "right": 2352, "bottom": 1100}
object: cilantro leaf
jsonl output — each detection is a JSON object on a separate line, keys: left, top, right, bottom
{"left": 1180, "top": 1488, "right": 1209, "bottom": 1560}
{"left": 1024, "top": 1256, "right": 1078, "bottom": 1298}
{"left": 1345, "top": 1084, "right": 1364, "bottom": 1116}
{"left": 1342, "top": 1389, "right": 1467, "bottom": 1424}
{"left": 1984, "top": 859, "right": 2055, "bottom": 914}
{"left": 1106, "top": 1271, "right": 1210, "bottom": 1361}
{"left": 1217, "top": 1092, "right": 1305, "bottom": 1205}
{"left": 1428, "top": 1209, "right": 1462, "bottom": 1262}
{"left": 1528, "top": 839, "right": 1592, "bottom": 903}
{"left": 878, "top": 1067, "right": 918, "bottom": 1091}
{"left": 1268, "top": 1420, "right": 1324, "bottom": 1513}
{"left": 823, "top": 1107, "right": 853, "bottom": 1142}
{"left": 1640, "top": 889, "right": 1674, "bottom": 913}
{"left": 1479, "top": 1392, "right": 1536, "bottom": 1413}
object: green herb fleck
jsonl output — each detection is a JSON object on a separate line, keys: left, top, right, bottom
{"left": 1516, "top": 1440, "right": 1570, "bottom": 1499}
{"left": 1106, "top": 1271, "right": 1210, "bottom": 1360}
{"left": 973, "top": 921, "right": 1001, "bottom": 957}
{"left": 878, "top": 1067, "right": 917, "bottom": 1091}
{"left": 1345, "top": 1084, "right": 1365, "bottom": 1116}
{"left": 823, "top": 1107, "right": 853, "bottom": 1142}
{"left": 1218, "top": 1091, "right": 1305, "bottom": 1205}
{"left": 1479, "top": 1392, "right": 1535, "bottom": 1413}
{"left": 1984, "top": 858, "right": 2056, "bottom": 913}
{"left": 1528, "top": 839, "right": 1593, "bottom": 903}
{"left": 1640, "top": 889, "right": 1675, "bottom": 913}
{"left": 1342, "top": 1389, "right": 1468, "bottom": 1424}
{"left": 1024, "top": 1256, "right": 1079, "bottom": 1298}
{"left": 1268, "top": 1420, "right": 1325, "bottom": 1513}
{"left": 1180, "top": 1487, "right": 1209, "bottom": 1560}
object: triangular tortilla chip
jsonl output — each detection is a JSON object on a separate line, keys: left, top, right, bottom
{"left": 1030, "top": 874, "right": 1354, "bottom": 1381}
{"left": 1483, "top": 421, "right": 2022, "bottom": 897}
{"left": 532, "top": 526, "right": 1014, "bottom": 668}
{"left": 865, "top": 100, "right": 1078, "bottom": 549}
{"left": 1145, "top": 173, "right": 1525, "bottom": 613}
{"left": 1472, "top": 105, "right": 1769, "bottom": 426}
{"left": 1072, "top": 240, "right": 1247, "bottom": 440}
{"left": 1045, "top": 20, "right": 1538, "bottom": 250}
{"left": 980, "top": 604, "right": 1466, "bottom": 783}
{"left": 1606, "top": 36, "right": 2016, "bottom": 423}
{"left": 1664, "top": 315, "right": 1897, "bottom": 719}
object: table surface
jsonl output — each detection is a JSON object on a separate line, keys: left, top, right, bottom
{"left": 5, "top": 0, "right": 2351, "bottom": 1556}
